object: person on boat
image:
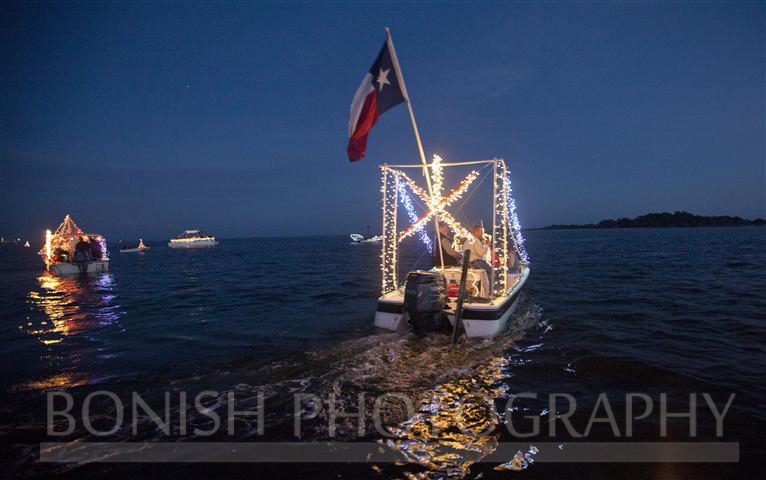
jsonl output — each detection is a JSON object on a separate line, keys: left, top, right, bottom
{"left": 89, "top": 236, "right": 102, "bottom": 260}
{"left": 432, "top": 223, "right": 460, "bottom": 267}
{"left": 73, "top": 236, "right": 91, "bottom": 273}
{"left": 464, "top": 224, "right": 493, "bottom": 281}
{"left": 53, "top": 246, "right": 68, "bottom": 263}
{"left": 74, "top": 237, "right": 90, "bottom": 256}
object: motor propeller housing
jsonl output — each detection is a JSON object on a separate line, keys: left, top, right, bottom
{"left": 403, "top": 271, "right": 449, "bottom": 335}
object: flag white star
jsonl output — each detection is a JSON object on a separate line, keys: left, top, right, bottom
{"left": 376, "top": 68, "right": 391, "bottom": 92}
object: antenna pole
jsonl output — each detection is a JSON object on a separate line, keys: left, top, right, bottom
{"left": 385, "top": 27, "right": 444, "bottom": 268}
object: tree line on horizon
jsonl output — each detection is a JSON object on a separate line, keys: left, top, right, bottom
{"left": 535, "top": 211, "right": 766, "bottom": 230}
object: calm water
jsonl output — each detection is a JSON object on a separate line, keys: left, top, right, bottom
{"left": 1, "top": 228, "right": 764, "bottom": 479}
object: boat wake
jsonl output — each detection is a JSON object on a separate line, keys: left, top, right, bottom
{"left": 28, "top": 298, "right": 547, "bottom": 478}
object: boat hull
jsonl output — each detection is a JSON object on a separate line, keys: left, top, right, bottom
{"left": 47, "top": 261, "right": 109, "bottom": 275}
{"left": 374, "top": 266, "right": 529, "bottom": 338}
{"left": 448, "top": 295, "right": 521, "bottom": 337}
{"left": 374, "top": 293, "right": 521, "bottom": 337}
{"left": 168, "top": 239, "right": 218, "bottom": 248}
{"left": 120, "top": 247, "right": 150, "bottom": 253}
{"left": 350, "top": 234, "right": 382, "bottom": 243}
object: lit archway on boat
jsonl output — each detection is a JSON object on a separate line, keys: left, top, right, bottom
{"left": 379, "top": 156, "right": 528, "bottom": 296}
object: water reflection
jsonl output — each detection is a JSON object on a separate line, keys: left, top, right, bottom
{"left": 376, "top": 308, "right": 543, "bottom": 477}
{"left": 25, "top": 273, "right": 122, "bottom": 346}
{"left": 385, "top": 356, "right": 510, "bottom": 477}
{"left": 22, "top": 273, "right": 124, "bottom": 390}
{"left": 287, "top": 305, "right": 543, "bottom": 477}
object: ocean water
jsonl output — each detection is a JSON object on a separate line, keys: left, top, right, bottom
{"left": 1, "top": 227, "right": 764, "bottom": 479}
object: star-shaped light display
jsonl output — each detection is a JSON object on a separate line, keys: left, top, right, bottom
{"left": 397, "top": 155, "right": 478, "bottom": 242}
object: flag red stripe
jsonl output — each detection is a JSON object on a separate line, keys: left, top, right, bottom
{"left": 347, "top": 90, "right": 379, "bottom": 162}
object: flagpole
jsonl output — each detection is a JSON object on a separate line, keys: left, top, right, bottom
{"left": 385, "top": 27, "right": 445, "bottom": 269}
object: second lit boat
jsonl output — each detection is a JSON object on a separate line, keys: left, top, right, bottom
{"left": 168, "top": 230, "right": 218, "bottom": 248}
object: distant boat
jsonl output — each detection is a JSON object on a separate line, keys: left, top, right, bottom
{"left": 168, "top": 230, "right": 218, "bottom": 248}
{"left": 40, "top": 215, "right": 109, "bottom": 275}
{"left": 24, "top": 241, "right": 30, "bottom": 247}
{"left": 350, "top": 233, "right": 383, "bottom": 243}
{"left": 120, "top": 238, "right": 150, "bottom": 253}
{"left": 350, "top": 225, "right": 382, "bottom": 243}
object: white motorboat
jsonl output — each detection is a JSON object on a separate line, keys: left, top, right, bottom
{"left": 24, "top": 241, "right": 30, "bottom": 247}
{"left": 39, "top": 215, "right": 109, "bottom": 275}
{"left": 350, "top": 225, "right": 383, "bottom": 243}
{"left": 168, "top": 230, "right": 218, "bottom": 248}
{"left": 373, "top": 156, "right": 530, "bottom": 338}
{"left": 350, "top": 233, "right": 383, "bottom": 243}
{"left": 120, "top": 238, "right": 150, "bottom": 253}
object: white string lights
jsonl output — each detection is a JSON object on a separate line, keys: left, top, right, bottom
{"left": 380, "top": 168, "right": 399, "bottom": 293}
{"left": 44, "top": 229, "right": 52, "bottom": 261}
{"left": 396, "top": 169, "right": 479, "bottom": 241}
{"left": 397, "top": 181, "right": 433, "bottom": 253}
{"left": 502, "top": 166, "right": 529, "bottom": 265}
{"left": 380, "top": 156, "right": 527, "bottom": 297}
{"left": 493, "top": 162, "right": 508, "bottom": 296}
{"left": 431, "top": 154, "right": 444, "bottom": 199}
{"left": 39, "top": 215, "right": 109, "bottom": 264}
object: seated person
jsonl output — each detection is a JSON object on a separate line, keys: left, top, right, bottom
{"left": 73, "top": 236, "right": 91, "bottom": 272}
{"left": 463, "top": 224, "right": 493, "bottom": 282}
{"left": 53, "top": 247, "right": 68, "bottom": 263}
{"left": 432, "top": 223, "right": 460, "bottom": 267}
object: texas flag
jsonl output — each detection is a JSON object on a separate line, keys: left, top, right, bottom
{"left": 347, "top": 41, "right": 406, "bottom": 162}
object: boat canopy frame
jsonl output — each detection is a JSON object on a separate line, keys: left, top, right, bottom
{"left": 379, "top": 157, "right": 528, "bottom": 298}
{"left": 39, "top": 215, "right": 109, "bottom": 264}
{"left": 172, "top": 230, "right": 215, "bottom": 240}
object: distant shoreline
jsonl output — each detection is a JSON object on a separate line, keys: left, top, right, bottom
{"left": 531, "top": 211, "right": 765, "bottom": 231}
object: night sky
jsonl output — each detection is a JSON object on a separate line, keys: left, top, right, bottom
{"left": 1, "top": 2, "right": 764, "bottom": 241}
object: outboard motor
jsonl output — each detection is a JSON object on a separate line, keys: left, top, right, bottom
{"left": 403, "top": 271, "right": 449, "bottom": 335}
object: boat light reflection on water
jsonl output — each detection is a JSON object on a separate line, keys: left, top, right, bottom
{"left": 384, "top": 355, "right": 536, "bottom": 477}
{"left": 26, "top": 273, "right": 122, "bottom": 345}
{"left": 22, "top": 273, "right": 123, "bottom": 390}
{"left": 387, "top": 357, "right": 505, "bottom": 473}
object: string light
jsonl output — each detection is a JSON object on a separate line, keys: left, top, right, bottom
{"left": 431, "top": 154, "right": 444, "bottom": 199}
{"left": 397, "top": 181, "right": 432, "bottom": 253}
{"left": 492, "top": 163, "right": 507, "bottom": 295}
{"left": 39, "top": 215, "right": 110, "bottom": 266}
{"left": 96, "top": 236, "right": 109, "bottom": 261}
{"left": 380, "top": 156, "right": 527, "bottom": 298}
{"left": 434, "top": 210, "right": 472, "bottom": 238}
{"left": 503, "top": 169, "right": 529, "bottom": 264}
{"left": 397, "top": 169, "right": 479, "bottom": 242}
{"left": 380, "top": 168, "right": 399, "bottom": 293}
{"left": 44, "top": 229, "right": 52, "bottom": 262}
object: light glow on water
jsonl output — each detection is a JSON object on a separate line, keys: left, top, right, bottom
{"left": 21, "top": 273, "right": 124, "bottom": 390}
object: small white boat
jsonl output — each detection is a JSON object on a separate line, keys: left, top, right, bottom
{"left": 120, "top": 239, "right": 150, "bottom": 253}
{"left": 350, "top": 233, "right": 383, "bottom": 243}
{"left": 24, "top": 241, "right": 30, "bottom": 247}
{"left": 168, "top": 230, "right": 218, "bottom": 248}
{"left": 39, "top": 215, "right": 109, "bottom": 275}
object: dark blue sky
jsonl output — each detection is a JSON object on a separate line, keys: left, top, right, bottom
{"left": 1, "top": 2, "right": 764, "bottom": 241}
